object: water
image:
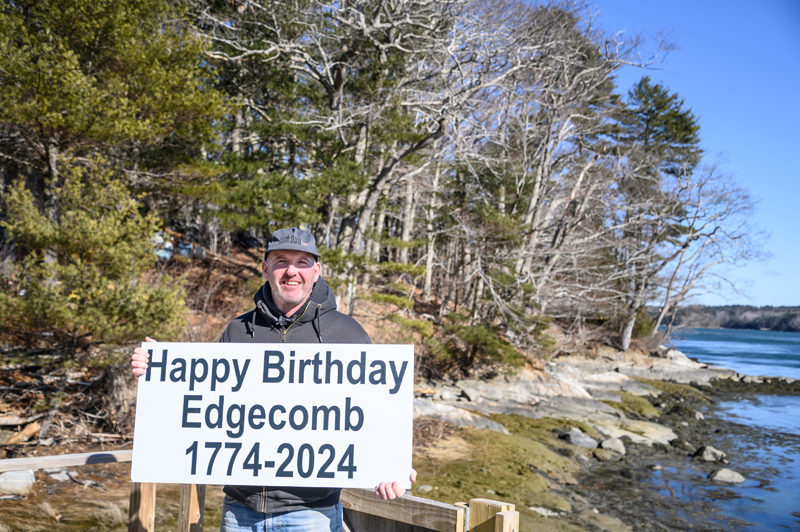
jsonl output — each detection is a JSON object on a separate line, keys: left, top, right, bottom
{"left": 671, "top": 327, "right": 800, "bottom": 380}
{"left": 670, "top": 327, "right": 800, "bottom": 531}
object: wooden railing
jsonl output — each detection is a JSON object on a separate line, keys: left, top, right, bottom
{"left": 0, "top": 450, "right": 519, "bottom": 531}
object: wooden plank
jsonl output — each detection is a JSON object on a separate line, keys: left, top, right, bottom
{"left": 468, "top": 499, "right": 515, "bottom": 532}
{"left": 0, "top": 449, "right": 132, "bottom": 472}
{"left": 128, "top": 482, "right": 157, "bottom": 532}
{"left": 177, "top": 484, "right": 206, "bottom": 532}
{"left": 341, "top": 489, "right": 464, "bottom": 532}
{"left": 494, "top": 510, "right": 519, "bottom": 532}
{"left": 345, "top": 509, "right": 443, "bottom": 532}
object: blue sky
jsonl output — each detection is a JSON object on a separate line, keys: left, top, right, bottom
{"left": 592, "top": 1, "right": 800, "bottom": 307}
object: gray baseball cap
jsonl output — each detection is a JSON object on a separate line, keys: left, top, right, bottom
{"left": 264, "top": 227, "right": 320, "bottom": 260}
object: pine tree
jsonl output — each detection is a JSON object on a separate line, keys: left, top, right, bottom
{"left": 612, "top": 76, "right": 703, "bottom": 350}
{"left": 1, "top": 158, "right": 186, "bottom": 344}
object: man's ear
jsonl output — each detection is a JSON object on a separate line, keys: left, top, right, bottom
{"left": 313, "top": 261, "right": 321, "bottom": 283}
{"left": 261, "top": 260, "right": 269, "bottom": 278}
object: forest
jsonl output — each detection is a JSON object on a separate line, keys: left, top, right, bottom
{"left": 0, "top": 0, "right": 759, "bottom": 369}
{"left": 666, "top": 306, "right": 800, "bottom": 332}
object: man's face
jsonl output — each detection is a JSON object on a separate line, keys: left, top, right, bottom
{"left": 262, "top": 250, "right": 321, "bottom": 315}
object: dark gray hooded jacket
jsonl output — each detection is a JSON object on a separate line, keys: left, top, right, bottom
{"left": 220, "top": 277, "right": 370, "bottom": 513}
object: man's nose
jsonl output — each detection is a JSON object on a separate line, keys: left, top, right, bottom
{"left": 285, "top": 263, "right": 298, "bottom": 275}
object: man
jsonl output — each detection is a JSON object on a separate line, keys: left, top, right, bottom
{"left": 131, "top": 227, "right": 413, "bottom": 532}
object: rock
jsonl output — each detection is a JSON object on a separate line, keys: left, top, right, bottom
{"left": 559, "top": 427, "right": 598, "bottom": 448}
{"left": 457, "top": 372, "right": 592, "bottom": 403}
{"left": 44, "top": 467, "right": 72, "bottom": 482}
{"left": 670, "top": 438, "right": 695, "bottom": 453}
{"left": 588, "top": 417, "right": 677, "bottom": 447}
{"left": 695, "top": 411, "right": 705, "bottom": 420}
{"left": 693, "top": 445, "right": 727, "bottom": 463}
{"left": 529, "top": 506, "right": 561, "bottom": 517}
{"left": 417, "top": 485, "right": 433, "bottom": 493}
{"left": 439, "top": 389, "right": 459, "bottom": 401}
{"left": 742, "top": 375, "right": 762, "bottom": 384}
{"left": 458, "top": 384, "right": 481, "bottom": 402}
{"left": 593, "top": 449, "right": 619, "bottom": 462}
{"left": 709, "top": 468, "right": 745, "bottom": 484}
{"left": 413, "top": 398, "right": 508, "bottom": 433}
{"left": 0, "top": 470, "right": 36, "bottom": 495}
{"left": 600, "top": 437, "right": 626, "bottom": 455}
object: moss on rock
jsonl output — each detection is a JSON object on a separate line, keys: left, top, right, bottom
{"left": 602, "top": 391, "right": 660, "bottom": 419}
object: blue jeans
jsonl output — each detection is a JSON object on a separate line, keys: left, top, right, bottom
{"left": 220, "top": 496, "right": 343, "bottom": 532}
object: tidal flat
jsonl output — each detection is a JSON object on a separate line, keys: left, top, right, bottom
{"left": 412, "top": 378, "right": 800, "bottom": 532}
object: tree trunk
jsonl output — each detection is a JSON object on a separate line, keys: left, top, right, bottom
{"left": 423, "top": 162, "right": 441, "bottom": 300}
{"left": 400, "top": 177, "right": 416, "bottom": 264}
{"left": 620, "top": 313, "right": 635, "bottom": 352}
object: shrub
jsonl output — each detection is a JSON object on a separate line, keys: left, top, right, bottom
{"left": 366, "top": 292, "right": 414, "bottom": 309}
{"left": 0, "top": 158, "right": 186, "bottom": 345}
{"left": 387, "top": 314, "right": 434, "bottom": 337}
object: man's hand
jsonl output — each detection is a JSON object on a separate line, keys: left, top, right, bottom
{"left": 131, "top": 337, "right": 156, "bottom": 377}
{"left": 375, "top": 469, "right": 417, "bottom": 500}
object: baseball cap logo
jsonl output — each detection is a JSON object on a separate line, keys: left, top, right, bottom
{"left": 265, "top": 227, "right": 320, "bottom": 260}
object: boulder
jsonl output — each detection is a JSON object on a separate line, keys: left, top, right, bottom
{"left": 559, "top": 427, "right": 598, "bottom": 449}
{"left": 0, "top": 470, "right": 36, "bottom": 495}
{"left": 456, "top": 371, "right": 592, "bottom": 403}
{"left": 600, "top": 437, "right": 626, "bottom": 455}
{"left": 413, "top": 398, "right": 508, "bottom": 433}
{"left": 708, "top": 468, "right": 745, "bottom": 484}
{"left": 693, "top": 445, "right": 727, "bottom": 463}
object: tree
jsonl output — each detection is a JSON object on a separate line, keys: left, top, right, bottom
{"left": 611, "top": 76, "right": 703, "bottom": 350}
{"left": 649, "top": 165, "right": 762, "bottom": 335}
{"left": 427, "top": 1, "right": 625, "bottom": 339}
{"left": 0, "top": 0, "right": 223, "bottom": 346}
{"left": 0, "top": 157, "right": 186, "bottom": 344}
{"left": 0, "top": 0, "right": 224, "bottom": 192}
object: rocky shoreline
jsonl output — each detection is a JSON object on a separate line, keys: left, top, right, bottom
{"left": 412, "top": 345, "right": 800, "bottom": 531}
{"left": 2, "top": 343, "right": 797, "bottom": 531}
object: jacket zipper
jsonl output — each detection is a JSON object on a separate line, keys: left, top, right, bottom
{"left": 261, "top": 299, "right": 313, "bottom": 512}
{"left": 280, "top": 300, "right": 312, "bottom": 343}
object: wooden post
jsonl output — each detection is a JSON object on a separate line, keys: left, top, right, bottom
{"left": 494, "top": 510, "right": 519, "bottom": 532}
{"left": 341, "top": 488, "right": 465, "bottom": 532}
{"left": 128, "top": 482, "right": 157, "bottom": 532}
{"left": 177, "top": 484, "right": 206, "bottom": 532}
{"left": 468, "top": 499, "right": 515, "bottom": 532}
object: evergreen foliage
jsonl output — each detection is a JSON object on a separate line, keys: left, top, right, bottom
{"left": 0, "top": 158, "right": 186, "bottom": 344}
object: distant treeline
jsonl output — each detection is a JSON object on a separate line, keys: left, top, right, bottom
{"left": 664, "top": 306, "right": 800, "bottom": 332}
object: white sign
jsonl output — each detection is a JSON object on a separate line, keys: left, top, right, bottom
{"left": 131, "top": 343, "right": 414, "bottom": 489}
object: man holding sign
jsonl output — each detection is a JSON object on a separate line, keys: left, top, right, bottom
{"left": 131, "top": 227, "right": 414, "bottom": 531}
